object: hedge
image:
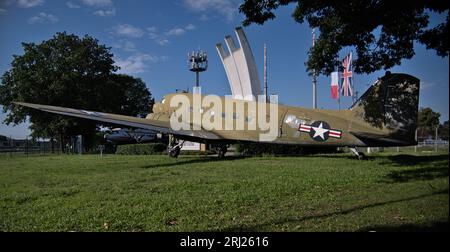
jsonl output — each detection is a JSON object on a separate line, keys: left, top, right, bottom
{"left": 116, "top": 143, "right": 167, "bottom": 155}
{"left": 235, "top": 143, "right": 341, "bottom": 156}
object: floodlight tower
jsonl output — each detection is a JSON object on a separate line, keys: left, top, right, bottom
{"left": 188, "top": 50, "right": 208, "bottom": 88}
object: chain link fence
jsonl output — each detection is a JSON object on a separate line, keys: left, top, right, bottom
{"left": 366, "top": 140, "right": 449, "bottom": 154}
{"left": 0, "top": 136, "right": 68, "bottom": 156}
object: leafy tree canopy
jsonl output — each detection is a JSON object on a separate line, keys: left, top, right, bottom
{"left": 439, "top": 120, "right": 449, "bottom": 140}
{"left": 417, "top": 107, "right": 441, "bottom": 139}
{"left": 0, "top": 32, "right": 153, "bottom": 145}
{"left": 240, "top": 0, "right": 449, "bottom": 75}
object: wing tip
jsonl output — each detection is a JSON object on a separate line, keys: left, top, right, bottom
{"left": 13, "top": 101, "right": 40, "bottom": 109}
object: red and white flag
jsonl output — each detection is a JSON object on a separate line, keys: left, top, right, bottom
{"left": 331, "top": 71, "right": 339, "bottom": 99}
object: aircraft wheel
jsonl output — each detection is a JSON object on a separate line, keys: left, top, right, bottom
{"left": 349, "top": 147, "right": 366, "bottom": 160}
{"left": 217, "top": 146, "right": 227, "bottom": 158}
{"left": 169, "top": 146, "right": 180, "bottom": 158}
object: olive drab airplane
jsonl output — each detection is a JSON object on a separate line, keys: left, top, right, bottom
{"left": 14, "top": 72, "right": 420, "bottom": 159}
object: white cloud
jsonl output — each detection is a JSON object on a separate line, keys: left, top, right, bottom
{"left": 0, "top": 8, "right": 6, "bottom": 13}
{"left": 79, "top": 0, "right": 115, "bottom": 17}
{"left": 111, "top": 24, "right": 144, "bottom": 38}
{"left": 421, "top": 82, "right": 436, "bottom": 91}
{"left": 151, "top": 37, "right": 170, "bottom": 46}
{"left": 185, "top": 23, "right": 196, "bottom": 30}
{"left": 28, "top": 12, "right": 58, "bottom": 24}
{"left": 93, "top": 7, "right": 115, "bottom": 17}
{"left": 146, "top": 24, "right": 195, "bottom": 46}
{"left": 66, "top": 1, "right": 80, "bottom": 8}
{"left": 182, "top": 0, "right": 238, "bottom": 22}
{"left": 154, "top": 37, "right": 170, "bottom": 46}
{"left": 166, "top": 27, "right": 186, "bottom": 36}
{"left": 147, "top": 27, "right": 170, "bottom": 46}
{"left": 17, "top": 0, "right": 44, "bottom": 8}
{"left": 111, "top": 23, "right": 195, "bottom": 46}
{"left": 115, "top": 53, "right": 159, "bottom": 74}
{"left": 198, "top": 14, "right": 210, "bottom": 21}
{"left": 80, "top": 0, "right": 112, "bottom": 7}
{"left": 147, "top": 26, "right": 157, "bottom": 33}
{"left": 112, "top": 40, "right": 137, "bottom": 52}
{"left": 165, "top": 24, "right": 196, "bottom": 36}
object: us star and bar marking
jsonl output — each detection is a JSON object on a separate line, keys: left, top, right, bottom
{"left": 298, "top": 121, "right": 342, "bottom": 142}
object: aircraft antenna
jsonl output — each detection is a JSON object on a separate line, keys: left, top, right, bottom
{"left": 188, "top": 50, "right": 208, "bottom": 88}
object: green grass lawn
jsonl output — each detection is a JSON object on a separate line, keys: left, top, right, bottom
{"left": 0, "top": 152, "right": 448, "bottom": 232}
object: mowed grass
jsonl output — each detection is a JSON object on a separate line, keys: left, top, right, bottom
{"left": 0, "top": 152, "right": 448, "bottom": 232}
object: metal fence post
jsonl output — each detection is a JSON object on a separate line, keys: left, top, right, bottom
{"left": 435, "top": 126, "right": 438, "bottom": 152}
{"left": 414, "top": 129, "right": 418, "bottom": 153}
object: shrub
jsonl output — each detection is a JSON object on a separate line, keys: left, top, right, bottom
{"left": 116, "top": 143, "right": 167, "bottom": 155}
{"left": 180, "top": 150, "right": 216, "bottom": 156}
{"left": 235, "top": 143, "right": 340, "bottom": 156}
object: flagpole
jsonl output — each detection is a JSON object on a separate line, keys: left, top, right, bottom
{"left": 312, "top": 28, "right": 317, "bottom": 109}
{"left": 338, "top": 92, "right": 341, "bottom": 110}
{"left": 336, "top": 56, "right": 340, "bottom": 110}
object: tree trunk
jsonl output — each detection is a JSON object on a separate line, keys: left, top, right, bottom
{"left": 59, "top": 132, "right": 65, "bottom": 154}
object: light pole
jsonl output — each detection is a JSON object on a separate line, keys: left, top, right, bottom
{"left": 188, "top": 50, "right": 208, "bottom": 91}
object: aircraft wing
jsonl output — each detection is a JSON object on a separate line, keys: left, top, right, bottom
{"left": 13, "top": 102, "right": 222, "bottom": 140}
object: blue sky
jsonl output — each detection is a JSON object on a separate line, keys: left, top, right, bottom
{"left": 0, "top": 0, "right": 448, "bottom": 139}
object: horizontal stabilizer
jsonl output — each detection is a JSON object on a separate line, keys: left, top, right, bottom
{"left": 349, "top": 131, "right": 416, "bottom": 146}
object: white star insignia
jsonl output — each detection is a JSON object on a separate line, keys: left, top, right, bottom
{"left": 311, "top": 122, "right": 329, "bottom": 140}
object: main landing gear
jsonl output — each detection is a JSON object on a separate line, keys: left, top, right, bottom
{"left": 168, "top": 135, "right": 183, "bottom": 158}
{"left": 349, "top": 147, "right": 366, "bottom": 160}
{"left": 216, "top": 145, "right": 228, "bottom": 159}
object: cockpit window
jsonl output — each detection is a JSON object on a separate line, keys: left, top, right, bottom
{"left": 284, "top": 114, "right": 307, "bottom": 129}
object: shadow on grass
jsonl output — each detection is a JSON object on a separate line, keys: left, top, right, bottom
{"left": 358, "top": 221, "right": 449, "bottom": 232}
{"left": 213, "top": 189, "right": 448, "bottom": 232}
{"left": 310, "top": 153, "right": 449, "bottom": 163}
{"left": 141, "top": 156, "right": 249, "bottom": 169}
{"left": 383, "top": 166, "right": 449, "bottom": 183}
{"left": 380, "top": 154, "right": 449, "bottom": 183}
{"left": 302, "top": 154, "right": 377, "bottom": 161}
{"left": 384, "top": 154, "right": 449, "bottom": 166}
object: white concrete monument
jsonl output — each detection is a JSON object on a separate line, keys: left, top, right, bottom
{"left": 216, "top": 27, "right": 261, "bottom": 101}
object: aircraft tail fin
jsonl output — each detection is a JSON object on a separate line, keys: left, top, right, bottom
{"left": 350, "top": 72, "right": 420, "bottom": 146}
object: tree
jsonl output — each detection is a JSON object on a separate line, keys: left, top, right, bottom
{"left": 439, "top": 120, "right": 449, "bottom": 140}
{"left": 105, "top": 74, "right": 155, "bottom": 118}
{"left": 0, "top": 32, "right": 154, "bottom": 151}
{"left": 239, "top": 0, "right": 449, "bottom": 76}
{"left": 417, "top": 107, "right": 441, "bottom": 140}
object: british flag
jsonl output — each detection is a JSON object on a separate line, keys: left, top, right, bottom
{"left": 341, "top": 52, "right": 353, "bottom": 97}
